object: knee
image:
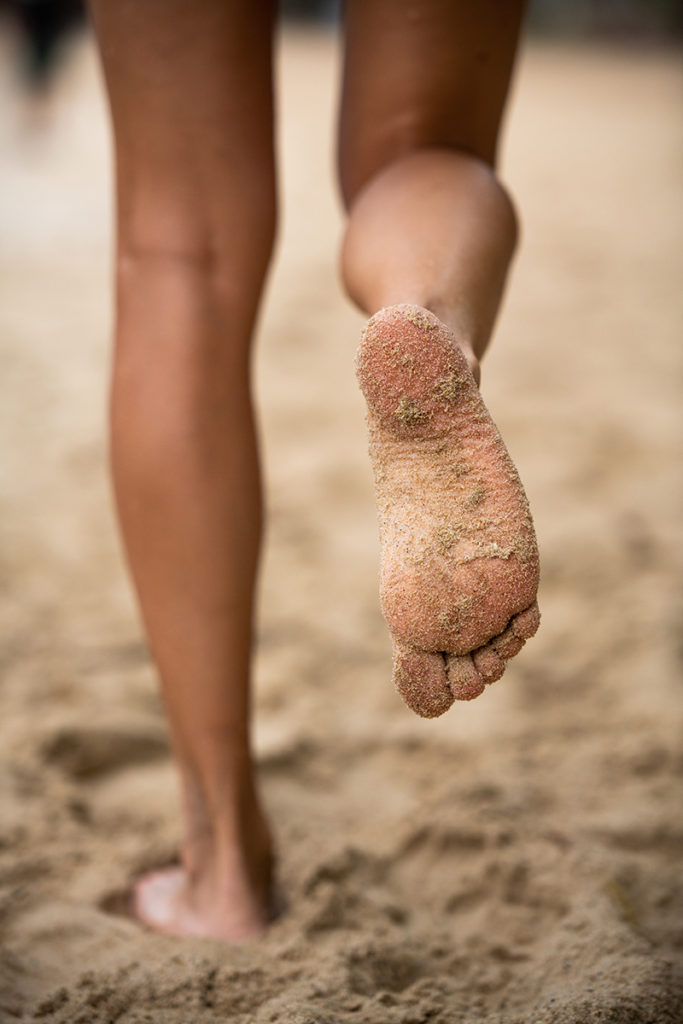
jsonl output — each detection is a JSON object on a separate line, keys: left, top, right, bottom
{"left": 111, "top": 187, "right": 277, "bottom": 388}
{"left": 115, "top": 172, "right": 278, "bottom": 322}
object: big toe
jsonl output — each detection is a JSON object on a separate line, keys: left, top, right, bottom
{"left": 393, "top": 641, "right": 455, "bottom": 719}
{"left": 134, "top": 867, "right": 185, "bottom": 931}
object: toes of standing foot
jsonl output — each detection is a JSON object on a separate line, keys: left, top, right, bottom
{"left": 511, "top": 601, "right": 541, "bottom": 641}
{"left": 446, "top": 653, "right": 485, "bottom": 701}
{"left": 134, "top": 868, "right": 184, "bottom": 931}
{"left": 393, "top": 642, "right": 455, "bottom": 719}
{"left": 473, "top": 645, "right": 506, "bottom": 684}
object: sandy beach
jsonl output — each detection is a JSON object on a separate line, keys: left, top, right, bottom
{"left": 1, "top": 25, "right": 682, "bottom": 1024}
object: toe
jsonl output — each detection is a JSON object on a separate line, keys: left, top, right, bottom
{"left": 393, "top": 641, "right": 455, "bottom": 718}
{"left": 446, "top": 653, "right": 485, "bottom": 701}
{"left": 473, "top": 645, "right": 505, "bottom": 684}
{"left": 134, "top": 868, "right": 184, "bottom": 931}
{"left": 511, "top": 600, "right": 541, "bottom": 641}
{"left": 492, "top": 624, "right": 525, "bottom": 660}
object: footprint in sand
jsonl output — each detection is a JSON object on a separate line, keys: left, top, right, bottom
{"left": 346, "top": 943, "right": 427, "bottom": 997}
{"left": 41, "top": 721, "right": 168, "bottom": 779}
{"left": 356, "top": 304, "right": 540, "bottom": 717}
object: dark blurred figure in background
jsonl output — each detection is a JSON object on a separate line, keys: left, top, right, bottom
{"left": 1, "top": 0, "right": 680, "bottom": 96}
{"left": 1, "top": 0, "right": 84, "bottom": 89}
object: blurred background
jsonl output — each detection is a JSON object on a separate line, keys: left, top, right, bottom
{"left": 0, "top": 3, "right": 682, "bottom": 1023}
{"left": 1, "top": 0, "right": 682, "bottom": 93}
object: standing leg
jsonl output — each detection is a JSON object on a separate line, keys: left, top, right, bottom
{"left": 339, "top": 0, "right": 540, "bottom": 717}
{"left": 89, "top": 0, "right": 276, "bottom": 940}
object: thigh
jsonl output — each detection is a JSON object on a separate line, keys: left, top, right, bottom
{"left": 88, "top": 0, "right": 277, "bottom": 263}
{"left": 338, "top": 0, "right": 525, "bottom": 205}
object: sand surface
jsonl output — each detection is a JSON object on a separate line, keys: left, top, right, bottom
{"left": 1, "top": 26, "right": 682, "bottom": 1024}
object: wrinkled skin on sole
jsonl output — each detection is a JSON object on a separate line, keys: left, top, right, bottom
{"left": 356, "top": 304, "right": 540, "bottom": 718}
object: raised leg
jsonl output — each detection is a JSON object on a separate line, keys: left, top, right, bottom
{"left": 339, "top": 0, "right": 540, "bottom": 716}
{"left": 89, "top": 0, "right": 276, "bottom": 939}
{"left": 340, "top": 0, "right": 526, "bottom": 376}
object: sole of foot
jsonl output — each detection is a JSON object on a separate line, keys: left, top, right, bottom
{"left": 356, "top": 304, "right": 540, "bottom": 718}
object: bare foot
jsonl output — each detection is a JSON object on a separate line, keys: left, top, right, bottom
{"left": 134, "top": 864, "right": 268, "bottom": 942}
{"left": 356, "top": 304, "right": 540, "bottom": 718}
{"left": 134, "top": 799, "right": 274, "bottom": 942}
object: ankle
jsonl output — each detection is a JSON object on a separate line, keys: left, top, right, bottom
{"left": 182, "top": 787, "right": 272, "bottom": 879}
{"left": 455, "top": 337, "right": 481, "bottom": 385}
{"left": 184, "top": 817, "right": 273, "bottom": 930}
